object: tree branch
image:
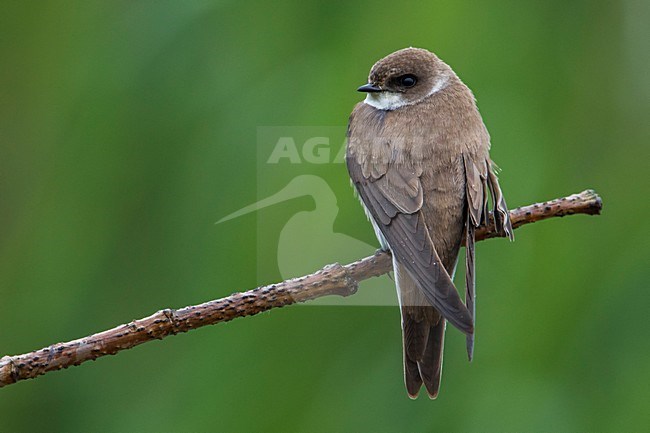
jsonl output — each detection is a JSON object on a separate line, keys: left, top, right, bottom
{"left": 0, "top": 189, "right": 602, "bottom": 388}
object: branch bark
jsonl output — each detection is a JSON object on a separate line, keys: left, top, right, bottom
{"left": 0, "top": 189, "right": 602, "bottom": 388}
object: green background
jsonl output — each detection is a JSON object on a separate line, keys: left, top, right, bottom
{"left": 1, "top": 1, "right": 648, "bottom": 432}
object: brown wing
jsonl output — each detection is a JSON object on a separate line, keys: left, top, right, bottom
{"left": 462, "top": 154, "right": 514, "bottom": 238}
{"left": 347, "top": 155, "right": 473, "bottom": 335}
{"left": 463, "top": 154, "right": 482, "bottom": 361}
{"left": 487, "top": 161, "right": 514, "bottom": 240}
{"left": 462, "top": 154, "right": 514, "bottom": 360}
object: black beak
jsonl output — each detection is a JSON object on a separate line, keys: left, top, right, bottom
{"left": 357, "top": 83, "right": 382, "bottom": 93}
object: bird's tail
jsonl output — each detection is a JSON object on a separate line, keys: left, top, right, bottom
{"left": 396, "top": 261, "right": 447, "bottom": 399}
{"left": 402, "top": 310, "right": 446, "bottom": 399}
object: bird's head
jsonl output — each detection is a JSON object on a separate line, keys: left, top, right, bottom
{"left": 357, "top": 47, "right": 452, "bottom": 111}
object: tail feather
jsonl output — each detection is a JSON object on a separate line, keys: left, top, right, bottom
{"left": 402, "top": 311, "right": 446, "bottom": 399}
{"left": 419, "top": 318, "right": 446, "bottom": 399}
{"left": 404, "top": 351, "right": 423, "bottom": 399}
{"left": 396, "top": 261, "right": 452, "bottom": 399}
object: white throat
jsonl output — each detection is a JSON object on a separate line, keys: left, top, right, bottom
{"left": 363, "top": 74, "right": 450, "bottom": 111}
{"left": 363, "top": 92, "right": 407, "bottom": 111}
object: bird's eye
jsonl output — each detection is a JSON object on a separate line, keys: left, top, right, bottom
{"left": 399, "top": 74, "right": 417, "bottom": 88}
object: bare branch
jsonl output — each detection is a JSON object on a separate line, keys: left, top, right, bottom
{"left": 0, "top": 189, "right": 602, "bottom": 388}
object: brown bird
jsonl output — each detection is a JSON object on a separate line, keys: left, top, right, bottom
{"left": 346, "top": 47, "right": 513, "bottom": 399}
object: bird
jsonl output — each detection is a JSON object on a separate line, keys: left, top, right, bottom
{"left": 346, "top": 47, "right": 513, "bottom": 399}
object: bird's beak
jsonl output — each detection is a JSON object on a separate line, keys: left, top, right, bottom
{"left": 357, "top": 83, "right": 382, "bottom": 93}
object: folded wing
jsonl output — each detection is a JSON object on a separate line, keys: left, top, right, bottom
{"left": 347, "top": 155, "right": 474, "bottom": 334}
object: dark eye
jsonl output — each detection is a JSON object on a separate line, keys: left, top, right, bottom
{"left": 399, "top": 74, "right": 417, "bottom": 87}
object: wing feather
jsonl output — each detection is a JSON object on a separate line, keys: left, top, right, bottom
{"left": 464, "top": 209, "right": 476, "bottom": 361}
{"left": 487, "top": 161, "right": 514, "bottom": 240}
{"left": 347, "top": 156, "right": 473, "bottom": 334}
{"left": 462, "top": 154, "right": 515, "bottom": 360}
{"left": 462, "top": 154, "right": 483, "bottom": 361}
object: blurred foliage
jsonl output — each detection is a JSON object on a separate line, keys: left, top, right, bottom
{"left": 1, "top": 1, "right": 649, "bottom": 432}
